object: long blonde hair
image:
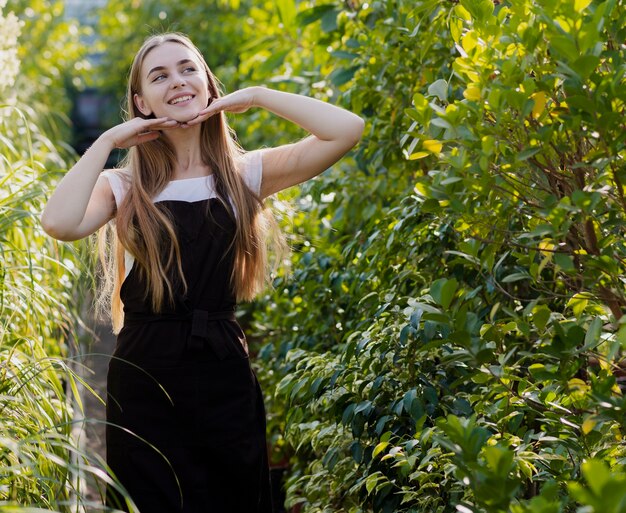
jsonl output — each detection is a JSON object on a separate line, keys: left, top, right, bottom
{"left": 96, "top": 33, "right": 274, "bottom": 334}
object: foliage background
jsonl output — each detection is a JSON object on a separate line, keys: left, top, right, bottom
{"left": 96, "top": 0, "right": 626, "bottom": 511}
{"left": 238, "top": 1, "right": 626, "bottom": 512}
{"left": 3, "top": 0, "right": 626, "bottom": 511}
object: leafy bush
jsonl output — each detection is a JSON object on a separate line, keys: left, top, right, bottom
{"left": 241, "top": 0, "right": 626, "bottom": 511}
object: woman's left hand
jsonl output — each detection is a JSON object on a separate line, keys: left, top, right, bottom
{"left": 184, "top": 87, "right": 258, "bottom": 127}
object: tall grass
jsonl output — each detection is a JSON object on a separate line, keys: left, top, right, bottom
{"left": 0, "top": 3, "right": 135, "bottom": 511}
{"left": 0, "top": 101, "right": 120, "bottom": 511}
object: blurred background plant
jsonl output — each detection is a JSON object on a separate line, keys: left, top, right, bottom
{"left": 221, "top": 0, "right": 626, "bottom": 512}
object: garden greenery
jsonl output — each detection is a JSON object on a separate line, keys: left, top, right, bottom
{"left": 12, "top": 0, "right": 625, "bottom": 510}
{"left": 98, "top": 0, "right": 626, "bottom": 511}
{"left": 236, "top": 0, "right": 626, "bottom": 512}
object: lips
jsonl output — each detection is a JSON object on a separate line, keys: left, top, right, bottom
{"left": 168, "top": 94, "right": 195, "bottom": 105}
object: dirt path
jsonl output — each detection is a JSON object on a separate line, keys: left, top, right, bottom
{"left": 76, "top": 316, "right": 116, "bottom": 507}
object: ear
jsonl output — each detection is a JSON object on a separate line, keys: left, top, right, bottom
{"left": 133, "top": 93, "right": 152, "bottom": 116}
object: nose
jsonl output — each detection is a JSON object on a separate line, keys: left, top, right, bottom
{"left": 171, "top": 71, "right": 186, "bottom": 88}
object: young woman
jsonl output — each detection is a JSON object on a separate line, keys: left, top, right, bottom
{"left": 41, "top": 32, "right": 363, "bottom": 512}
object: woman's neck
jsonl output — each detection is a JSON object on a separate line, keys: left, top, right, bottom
{"left": 163, "top": 125, "right": 208, "bottom": 177}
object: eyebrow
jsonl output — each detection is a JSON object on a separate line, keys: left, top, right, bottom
{"left": 146, "top": 59, "right": 195, "bottom": 78}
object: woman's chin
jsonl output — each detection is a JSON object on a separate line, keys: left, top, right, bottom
{"left": 172, "top": 112, "right": 199, "bottom": 124}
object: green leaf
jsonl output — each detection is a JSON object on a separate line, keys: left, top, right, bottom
{"left": 460, "top": 0, "right": 494, "bottom": 22}
{"left": 431, "top": 117, "right": 453, "bottom": 129}
{"left": 430, "top": 278, "right": 458, "bottom": 309}
{"left": 428, "top": 79, "right": 448, "bottom": 102}
{"left": 583, "top": 317, "right": 602, "bottom": 349}
{"left": 516, "top": 147, "right": 541, "bottom": 161}
{"left": 532, "top": 305, "right": 552, "bottom": 330}
{"left": 329, "top": 65, "right": 360, "bottom": 86}
{"left": 365, "top": 472, "right": 383, "bottom": 494}
{"left": 571, "top": 55, "right": 600, "bottom": 79}
{"left": 550, "top": 35, "right": 579, "bottom": 61}
{"left": 529, "top": 363, "right": 557, "bottom": 380}
{"left": 373, "top": 441, "right": 390, "bottom": 458}
{"left": 276, "top": 0, "right": 297, "bottom": 32}
{"left": 342, "top": 403, "right": 356, "bottom": 425}
{"left": 450, "top": 17, "right": 463, "bottom": 43}
{"left": 350, "top": 440, "right": 363, "bottom": 463}
{"left": 321, "top": 8, "right": 339, "bottom": 32}
{"left": 554, "top": 253, "right": 575, "bottom": 272}
{"left": 330, "top": 50, "right": 359, "bottom": 60}
{"left": 581, "top": 459, "right": 611, "bottom": 496}
{"left": 258, "top": 48, "right": 290, "bottom": 74}
{"left": 502, "top": 272, "right": 531, "bottom": 283}
{"left": 413, "top": 92, "right": 429, "bottom": 112}
{"left": 483, "top": 445, "right": 515, "bottom": 476}
{"left": 296, "top": 4, "right": 336, "bottom": 27}
{"left": 403, "top": 389, "right": 417, "bottom": 413}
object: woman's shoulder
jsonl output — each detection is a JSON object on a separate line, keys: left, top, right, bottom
{"left": 237, "top": 149, "right": 265, "bottom": 195}
{"left": 100, "top": 167, "right": 131, "bottom": 207}
{"left": 101, "top": 167, "right": 131, "bottom": 180}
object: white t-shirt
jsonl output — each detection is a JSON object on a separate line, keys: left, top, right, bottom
{"left": 100, "top": 150, "right": 264, "bottom": 279}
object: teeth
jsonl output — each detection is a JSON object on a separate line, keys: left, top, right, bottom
{"left": 169, "top": 95, "right": 193, "bottom": 105}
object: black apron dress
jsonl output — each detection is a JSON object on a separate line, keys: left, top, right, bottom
{"left": 104, "top": 183, "right": 273, "bottom": 513}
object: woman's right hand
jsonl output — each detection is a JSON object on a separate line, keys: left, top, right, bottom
{"left": 101, "top": 117, "right": 179, "bottom": 149}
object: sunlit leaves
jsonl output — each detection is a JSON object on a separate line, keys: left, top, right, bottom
{"left": 463, "top": 84, "right": 482, "bottom": 101}
{"left": 568, "top": 459, "right": 626, "bottom": 512}
{"left": 0, "top": 5, "right": 22, "bottom": 94}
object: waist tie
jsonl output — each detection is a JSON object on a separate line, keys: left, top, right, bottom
{"left": 124, "top": 308, "right": 236, "bottom": 359}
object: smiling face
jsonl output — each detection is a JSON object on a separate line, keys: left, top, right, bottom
{"left": 133, "top": 41, "right": 211, "bottom": 123}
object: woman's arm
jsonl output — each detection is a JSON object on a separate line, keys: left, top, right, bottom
{"left": 40, "top": 116, "right": 177, "bottom": 241}
{"left": 187, "top": 86, "right": 365, "bottom": 198}
{"left": 251, "top": 86, "right": 365, "bottom": 198}
{"left": 40, "top": 137, "right": 117, "bottom": 241}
